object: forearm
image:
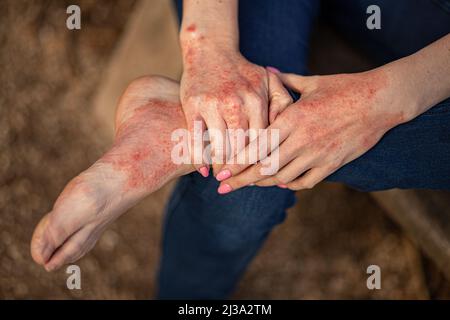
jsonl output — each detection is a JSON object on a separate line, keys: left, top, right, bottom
{"left": 180, "top": 0, "right": 239, "bottom": 54}
{"left": 383, "top": 34, "right": 450, "bottom": 121}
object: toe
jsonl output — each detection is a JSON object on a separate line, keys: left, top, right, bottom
{"left": 30, "top": 214, "right": 52, "bottom": 265}
{"left": 44, "top": 224, "right": 98, "bottom": 272}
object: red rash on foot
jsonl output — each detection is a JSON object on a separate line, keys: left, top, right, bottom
{"left": 103, "top": 99, "right": 186, "bottom": 192}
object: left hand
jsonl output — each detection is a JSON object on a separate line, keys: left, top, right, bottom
{"left": 216, "top": 67, "right": 413, "bottom": 193}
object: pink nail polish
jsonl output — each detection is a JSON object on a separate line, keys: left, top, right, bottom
{"left": 218, "top": 183, "right": 233, "bottom": 194}
{"left": 199, "top": 166, "right": 209, "bottom": 178}
{"left": 267, "top": 66, "right": 281, "bottom": 74}
{"left": 278, "top": 184, "right": 288, "bottom": 189}
{"left": 216, "top": 169, "right": 231, "bottom": 181}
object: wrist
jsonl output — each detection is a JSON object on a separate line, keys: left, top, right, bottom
{"left": 180, "top": 24, "right": 238, "bottom": 53}
{"left": 374, "top": 63, "right": 421, "bottom": 126}
{"left": 180, "top": 31, "right": 239, "bottom": 67}
{"left": 180, "top": 0, "right": 239, "bottom": 52}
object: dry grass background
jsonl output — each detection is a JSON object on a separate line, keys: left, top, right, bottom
{"left": 0, "top": 0, "right": 448, "bottom": 299}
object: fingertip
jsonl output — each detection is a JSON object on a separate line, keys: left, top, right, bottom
{"left": 198, "top": 166, "right": 209, "bottom": 178}
{"left": 217, "top": 183, "right": 233, "bottom": 195}
{"left": 216, "top": 169, "right": 231, "bottom": 182}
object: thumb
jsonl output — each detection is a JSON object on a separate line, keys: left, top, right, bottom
{"left": 187, "top": 117, "right": 209, "bottom": 178}
{"left": 266, "top": 68, "right": 293, "bottom": 123}
{"left": 277, "top": 72, "right": 311, "bottom": 93}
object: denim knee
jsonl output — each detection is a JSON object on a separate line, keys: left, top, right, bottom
{"left": 327, "top": 100, "right": 450, "bottom": 191}
{"left": 167, "top": 173, "right": 295, "bottom": 249}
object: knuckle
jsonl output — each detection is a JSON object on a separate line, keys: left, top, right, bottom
{"left": 224, "top": 95, "right": 243, "bottom": 106}
{"left": 184, "top": 95, "right": 203, "bottom": 108}
{"left": 243, "top": 92, "right": 263, "bottom": 108}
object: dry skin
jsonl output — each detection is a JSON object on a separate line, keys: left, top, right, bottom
{"left": 1, "top": 0, "right": 449, "bottom": 299}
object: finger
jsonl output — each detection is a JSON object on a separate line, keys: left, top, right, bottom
{"left": 266, "top": 68, "right": 293, "bottom": 123}
{"left": 246, "top": 94, "right": 268, "bottom": 142}
{"left": 256, "top": 153, "right": 316, "bottom": 187}
{"left": 204, "top": 115, "right": 228, "bottom": 176}
{"left": 216, "top": 122, "right": 290, "bottom": 182}
{"left": 277, "top": 72, "right": 310, "bottom": 93}
{"left": 225, "top": 119, "right": 249, "bottom": 162}
{"left": 286, "top": 166, "right": 331, "bottom": 190}
{"left": 222, "top": 97, "right": 249, "bottom": 161}
{"left": 187, "top": 116, "right": 209, "bottom": 177}
{"left": 217, "top": 140, "right": 297, "bottom": 193}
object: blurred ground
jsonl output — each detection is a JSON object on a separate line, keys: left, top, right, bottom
{"left": 0, "top": 0, "right": 448, "bottom": 299}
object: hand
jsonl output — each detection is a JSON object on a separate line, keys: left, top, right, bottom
{"left": 216, "top": 67, "right": 412, "bottom": 193}
{"left": 180, "top": 39, "right": 291, "bottom": 176}
{"left": 31, "top": 76, "right": 193, "bottom": 271}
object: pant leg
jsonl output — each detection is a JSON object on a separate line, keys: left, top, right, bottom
{"left": 328, "top": 101, "right": 450, "bottom": 191}
{"left": 323, "top": 0, "right": 450, "bottom": 65}
{"left": 324, "top": 0, "right": 450, "bottom": 191}
{"left": 158, "top": 174, "right": 295, "bottom": 299}
{"left": 158, "top": 0, "right": 320, "bottom": 299}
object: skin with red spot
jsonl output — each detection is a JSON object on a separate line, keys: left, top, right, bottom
{"left": 186, "top": 23, "right": 196, "bottom": 32}
{"left": 103, "top": 99, "right": 186, "bottom": 192}
{"left": 179, "top": 25, "right": 271, "bottom": 173}
{"left": 30, "top": 77, "right": 193, "bottom": 272}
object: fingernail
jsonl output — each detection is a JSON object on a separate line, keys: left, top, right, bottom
{"left": 218, "top": 183, "right": 233, "bottom": 194}
{"left": 267, "top": 66, "right": 280, "bottom": 74}
{"left": 216, "top": 169, "right": 231, "bottom": 181}
{"left": 278, "top": 184, "right": 288, "bottom": 189}
{"left": 198, "top": 166, "right": 209, "bottom": 178}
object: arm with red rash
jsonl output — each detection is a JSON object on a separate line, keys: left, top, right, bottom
{"left": 178, "top": 0, "right": 292, "bottom": 177}
{"left": 180, "top": 0, "right": 239, "bottom": 53}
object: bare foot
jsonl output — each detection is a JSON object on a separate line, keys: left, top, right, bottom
{"left": 31, "top": 76, "right": 193, "bottom": 271}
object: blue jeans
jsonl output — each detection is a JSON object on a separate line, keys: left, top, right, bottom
{"left": 158, "top": 0, "right": 450, "bottom": 299}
